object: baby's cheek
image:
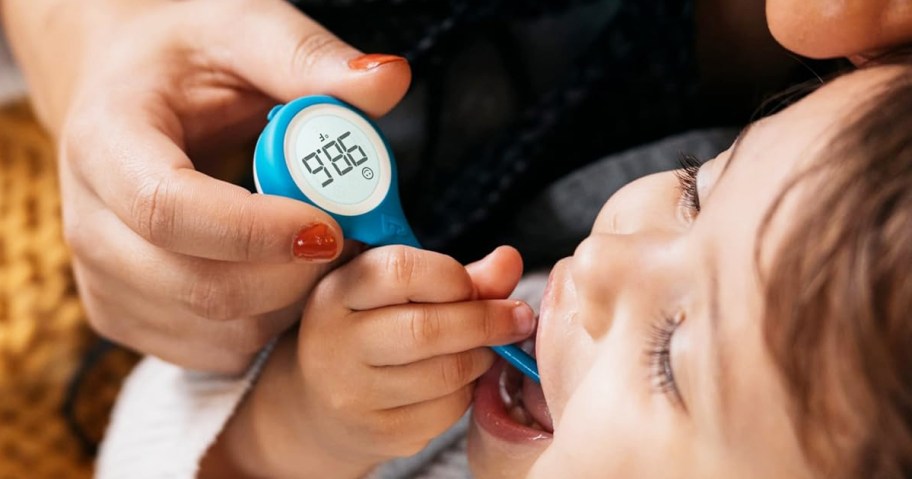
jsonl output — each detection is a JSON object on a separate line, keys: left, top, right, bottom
{"left": 533, "top": 360, "right": 651, "bottom": 476}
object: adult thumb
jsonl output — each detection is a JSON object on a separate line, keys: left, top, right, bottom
{"left": 206, "top": 0, "right": 411, "bottom": 117}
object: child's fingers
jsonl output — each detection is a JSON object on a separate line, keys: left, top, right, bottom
{"left": 355, "top": 300, "right": 535, "bottom": 365}
{"left": 328, "top": 246, "right": 476, "bottom": 310}
{"left": 369, "top": 384, "right": 475, "bottom": 458}
{"left": 368, "top": 348, "right": 495, "bottom": 409}
{"left": 465, "top": 245, "right": 524, "bottom": 300}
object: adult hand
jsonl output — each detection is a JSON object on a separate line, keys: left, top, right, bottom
{"left": 2, "top": 0, "right": 411, "bottom": 373}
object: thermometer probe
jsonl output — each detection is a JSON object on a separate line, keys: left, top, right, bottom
{"left": 253, "top": 95, "right": 539, "bottom": 383}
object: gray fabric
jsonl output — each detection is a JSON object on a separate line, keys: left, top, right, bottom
{"left": 507, "top": 128, "right": 739, "bottom": 265}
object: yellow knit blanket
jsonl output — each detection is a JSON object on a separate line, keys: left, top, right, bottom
{"left": 0, "top": 102, "right": 138, "bottom": 479}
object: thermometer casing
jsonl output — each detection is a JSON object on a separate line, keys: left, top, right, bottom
{"left": 254, "top": 95, "right": 419, "bottom": 248}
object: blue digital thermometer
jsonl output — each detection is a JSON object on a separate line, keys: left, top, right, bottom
{"left": 254, "top": 95, "right": 539, "bottom": 383}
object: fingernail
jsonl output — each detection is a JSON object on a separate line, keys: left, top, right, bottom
{"left": 348, "top": 53, "right": 407, "bottom": 71}
{"left": 293, "top": 223, "right": 338, "bottom": 260}
{"left": 512, "top": 301, "right": 536, "bottom": 335}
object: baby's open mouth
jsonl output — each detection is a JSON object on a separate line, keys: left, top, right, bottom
{"left": 473, "top": 329, "right": 554, "bottom": 442}
{"left": 500, "top": 338, "right": 553, "bottom": 433}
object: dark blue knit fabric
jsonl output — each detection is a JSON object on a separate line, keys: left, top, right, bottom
{"left": 286, "top": 0, "right": 698, "bottom": 260}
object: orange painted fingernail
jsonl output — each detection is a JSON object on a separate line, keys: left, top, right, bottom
{"left": 348, "top": 53, "right": 407, "bottom": 71}
{"left": 293, "top": 223, "right": 339, "bottom": 260}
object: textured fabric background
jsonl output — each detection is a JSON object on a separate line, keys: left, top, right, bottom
{"left": 0, "top": 102, "right": 139, "bottom": 479}
{"left": 0, "top": 25, "right": 25, "bottom": 104}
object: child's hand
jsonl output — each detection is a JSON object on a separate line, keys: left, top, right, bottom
{"left": 237, "top": 245, "right": 530, "bottom": 476}
{"left": 202, "top": 245, "right": 532, "bottom": 478}
{"left": 295, "top": 245, "right": 532, "bottom": 465}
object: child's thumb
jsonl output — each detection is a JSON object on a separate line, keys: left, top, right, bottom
{"left": 465, "top": 246, "right": 525, "bottom": 300}
{"left": 211, "top": 0, "right": 411, "bottom": 117}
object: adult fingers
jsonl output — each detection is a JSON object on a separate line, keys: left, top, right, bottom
{"left": 202, "top": 0, "right": 411, "bottom": 117}
{"left": 325, "top": 246, "right": 477, "bottom": 310}
{"left": 63, "top": 99, "right": 344, "bottom": 264}
{"left": 77, "top": 260, "right": 304, "bottom": 373}
{"left": 65, "top": 202, "right": 332, "bottom": 321}
{"left": 74, "top": 263, "right": 265, "bottom": 374}
{"left": 355, "top": 300, "right": 535, "bottom": 365}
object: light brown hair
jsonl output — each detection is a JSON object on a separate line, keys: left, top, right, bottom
{"left": 761, "top": 62, "right": 912, "bottom": 478}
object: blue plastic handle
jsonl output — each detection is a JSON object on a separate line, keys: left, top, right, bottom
{"left": 254, "top": 95, "right": 420, "bottom": 248}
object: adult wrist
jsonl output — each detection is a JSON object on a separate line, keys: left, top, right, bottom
{"left": 1, "top": 0, "right": 110, "bottom": 133}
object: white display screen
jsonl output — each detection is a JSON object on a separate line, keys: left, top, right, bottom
{"left": 291, "top": 115, "right": 380, "bottom": 205}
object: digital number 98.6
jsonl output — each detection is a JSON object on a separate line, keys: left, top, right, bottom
{"left": 301, "top": 131, "right": 369, "bottom": 187}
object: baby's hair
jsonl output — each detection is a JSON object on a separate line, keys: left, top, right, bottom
{"left": 759, "top": 59, "right": 912, "bottom": 478}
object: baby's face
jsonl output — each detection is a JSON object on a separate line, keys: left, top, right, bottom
{"left": 468, "top": 67, "right": 899, "bottom": 478}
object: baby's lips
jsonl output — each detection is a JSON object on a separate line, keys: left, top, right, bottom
{"left": 523, "top": 374, "right": 553, "bottom": 434}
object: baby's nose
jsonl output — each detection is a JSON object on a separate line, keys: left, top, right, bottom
{"left": 571, "top": 232, "right": 674, "bottom": 339}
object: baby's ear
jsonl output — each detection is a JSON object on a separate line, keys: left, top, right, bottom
{"left": 465, "top": 246, "right": 524, "bottom": 300}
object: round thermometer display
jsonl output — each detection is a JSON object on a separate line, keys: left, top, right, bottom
{"left": 283, "top": 104, "right": 390, "bottom": 215}
{"left": 254, "top": 95, "right": 419, "bottom": 248}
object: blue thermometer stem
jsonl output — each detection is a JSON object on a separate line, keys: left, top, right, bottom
{"left": 491, "top": 345, "right": 540, "bottom": 384}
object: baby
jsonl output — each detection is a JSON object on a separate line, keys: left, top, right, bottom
{"left": 99, "top": 61, "right": 912, "bottom": 478}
